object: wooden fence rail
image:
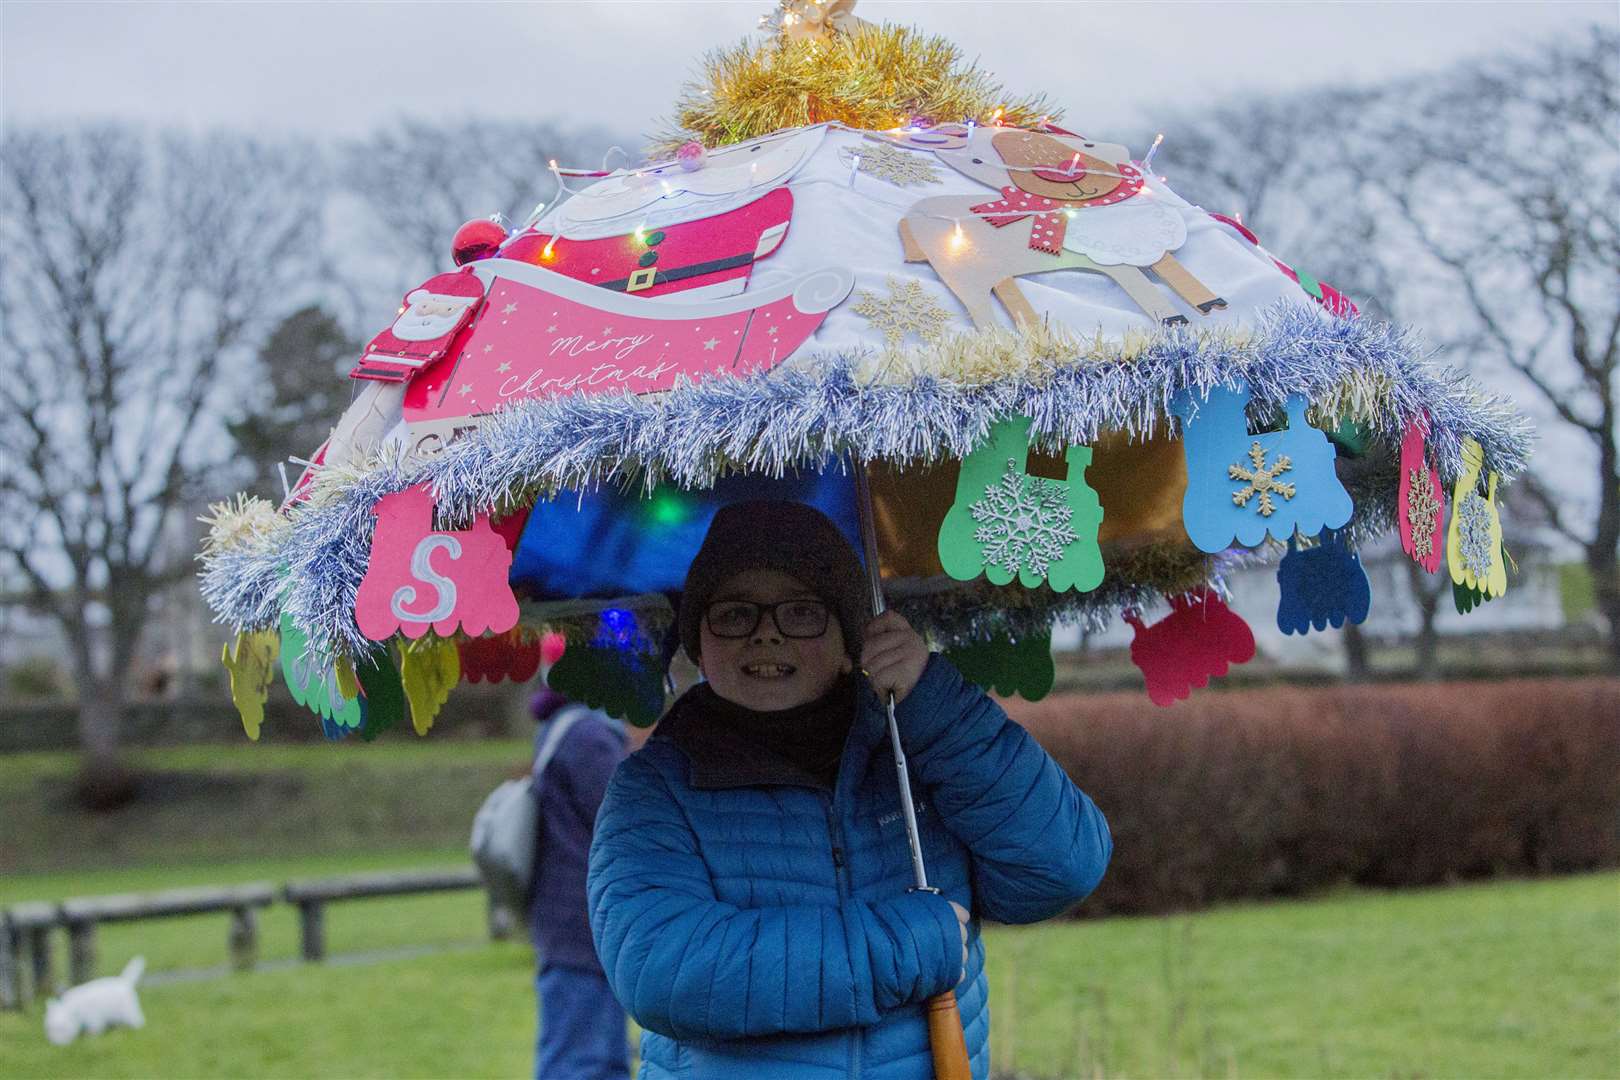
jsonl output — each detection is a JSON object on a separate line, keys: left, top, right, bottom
{"left": 2, "top": 867, "right": 501, "bottom": 1010}
{"left": 282, "top": 867, "right": 488, "bottom": 962}
{"left": 60, "top": 884, "right": 276, "bottom": 987}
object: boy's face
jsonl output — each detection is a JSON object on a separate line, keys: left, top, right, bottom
{"left": 698, "top": 568, "right": 852, "bottom": 712}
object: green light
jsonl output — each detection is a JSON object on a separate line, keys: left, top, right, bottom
{"left": 645, "top": 490, "right": 691, "bottom": 527}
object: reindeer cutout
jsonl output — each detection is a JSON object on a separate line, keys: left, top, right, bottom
{"left": 898, "top": 127, "right": 1225, "bottom": 329}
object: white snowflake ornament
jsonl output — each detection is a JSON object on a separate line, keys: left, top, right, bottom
{"left": 970, "top": 459, "right": 1081, "bottom": 579}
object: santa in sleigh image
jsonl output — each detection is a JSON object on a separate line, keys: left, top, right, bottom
{"left": 502, "top": 186, "right": 794, "bottom": 300}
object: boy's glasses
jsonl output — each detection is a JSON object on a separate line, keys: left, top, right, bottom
{"left": 705, "top": 599, "right": 831, "bottom": 640}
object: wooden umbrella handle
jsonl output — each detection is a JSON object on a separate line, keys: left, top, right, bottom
{"left": 926, "top": 989, "right": 973, "bottom": 1079}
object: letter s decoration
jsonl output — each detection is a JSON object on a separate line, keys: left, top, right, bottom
{"left": 355, "top": 485, "right": 521, "bottom": 641}
{"left": 390, "top": 535, "right": 463, "bottom": 623}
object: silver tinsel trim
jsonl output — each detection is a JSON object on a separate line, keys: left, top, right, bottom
{"left": 200, "top": 305, "right": 1532, "bottom": 659}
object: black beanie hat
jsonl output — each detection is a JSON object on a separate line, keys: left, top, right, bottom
{"left": 679, "top": 500, "right": 870, "bottom": 662}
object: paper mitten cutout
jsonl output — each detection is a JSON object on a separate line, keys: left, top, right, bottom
{"left": 223, "top": 631, "right": 280, "bottom": 741}
{"left": 1126, "top": 591, "right": 1256, "bottom": 707}
{"left": 399, "top": 636, "right": 460, "bottom": 735}
{"left": 354, "top": 646, "right": 405, "bottom": 742}
{"left": 1276, "top": 529, "right": 1372, "bottom": 635}
{"left": 938, "top": 415, "right": 1104, "bottom": 591}
{"left": 459, "top": 630, "right": 544, "bottom": 684}
{"left": 1447, "top": 437, "right": 1507, "bottom": 598}
{"left": 1398, "top": 418, "right": 1445, "bottom": 573}
{"left": 942, "top": 631, "right": 1055, "bottom": 701}
{"left": 1175, "top": 384, "right": 1353, "bottom": 552}
{"left": 546, "top": 640, "right": 666, "bottom": 727}
{"left": 280, "top": 611, "right": 363, "bottom": 733}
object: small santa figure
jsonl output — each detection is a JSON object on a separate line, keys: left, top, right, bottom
{"left": 350, "top": 271, "right": 487, "bottom": 382}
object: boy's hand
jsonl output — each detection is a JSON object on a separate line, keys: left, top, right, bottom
{"left": 862, "top": 611, "right": 929, "bottom": 704}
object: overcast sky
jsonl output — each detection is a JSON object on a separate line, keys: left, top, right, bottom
{"left": 4, "top": 1, "right": 1614, "bottom": 148}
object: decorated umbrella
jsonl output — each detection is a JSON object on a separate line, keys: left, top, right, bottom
{"left": 202, "top": 3, "right": 1531, "bottom": 1072}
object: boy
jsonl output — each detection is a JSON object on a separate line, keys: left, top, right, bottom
{"left": 587, "top": 500, "right": 1111, "bottom": 1079}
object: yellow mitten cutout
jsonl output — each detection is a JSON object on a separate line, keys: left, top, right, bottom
{"left": 333, "top": 656, "right": 360, "bottom": 700}
{"left": 222, "top": 630, "right": 279, "bottom": 741}
{"left": 1447, "top": 437, "right": 1507, "bottom": 598}
{"left": 398, "top": 636, "right": 460, "bottom": 736}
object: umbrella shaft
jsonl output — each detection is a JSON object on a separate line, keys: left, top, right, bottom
{"left": 885, "top": 696, "right": 930, "bottom": 890}
{"left": 852, "top": 463, "right": 932, "bottom": 892}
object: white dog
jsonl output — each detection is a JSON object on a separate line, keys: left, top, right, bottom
{"left": 43, "top": 956, "right": 146, "bottom": 1045}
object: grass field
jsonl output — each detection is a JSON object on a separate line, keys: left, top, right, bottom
{"left": 1, "top": 855, "right": 1614, "bottom": 1079}
{"left": 0, "top": 740, "right": 532, "bottom": 874}
{"left": 2, "top": 744, "right": 1616, "bottom": 1077}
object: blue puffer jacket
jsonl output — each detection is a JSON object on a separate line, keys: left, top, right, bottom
{"left": 587, "top": 655, "right": 1112, "bottom": 1079}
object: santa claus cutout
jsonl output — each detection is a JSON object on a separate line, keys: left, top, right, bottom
{"left": 351, "top": 271, "right": 488, "bottom": 382}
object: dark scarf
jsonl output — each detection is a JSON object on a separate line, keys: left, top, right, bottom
{"left": 693, "top": 676, "right": 857, "bottom": 789}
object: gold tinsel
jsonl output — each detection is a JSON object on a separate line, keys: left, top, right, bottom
{"left": 654, "top": 23, "right": 1058, "bottom": 156}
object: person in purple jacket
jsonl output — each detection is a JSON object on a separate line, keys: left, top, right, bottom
{"left": 527, "top": 689, "right": 631, "bottom": 1080}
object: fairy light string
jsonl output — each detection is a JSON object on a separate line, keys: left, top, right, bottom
{"left": 516, "top": 121, "right": 1173, "bottom": 264}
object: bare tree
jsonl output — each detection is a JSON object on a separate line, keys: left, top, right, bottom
{"left": 1159, "top": 34, "right": 1619, "bottom": 674}
{"left": 1357, "top": 27, "right": 1620, "bottom": 671}
{"left": 0, "top": 127, "right": 323, "bottom": 799}
{"left": 1154, "top": 87, "right": 1394, "bottom": 305}
{"left": 342, "top": 119, "right": 624, "bottom": 287}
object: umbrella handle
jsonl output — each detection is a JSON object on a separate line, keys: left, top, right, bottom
{"left": 851, "top": 461, "right": 974, "bottom": 1079}
{"left": 926, "top": 990, "right": 973, "bottom": 1079}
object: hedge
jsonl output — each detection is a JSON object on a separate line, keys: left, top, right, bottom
{"left": 1008, "top": 678, "right": 1620, "bottom": 916}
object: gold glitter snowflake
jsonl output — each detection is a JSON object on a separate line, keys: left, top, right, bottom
{"left": 1405, "top": 461, "right": 1441, "bottom": 558}
{"left": 1228, "top": 441, "right": 1296, "bottom": 517}
{"left": 843, "top": 141, "right": 942, "bottom": 187}
{"left": 851, "top": 276, "right": 953, "bottom": 348}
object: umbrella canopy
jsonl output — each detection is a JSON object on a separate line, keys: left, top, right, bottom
{"left": 199, "top": 13, "right": 1531, "bottom": 733}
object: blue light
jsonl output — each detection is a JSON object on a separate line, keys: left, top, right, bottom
{"left": 596, "top": 608, "right": 640, "bottom": 650}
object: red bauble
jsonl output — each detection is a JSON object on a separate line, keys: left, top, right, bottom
{"left": 451, "top": 218, "right": 508, "bottom": 266}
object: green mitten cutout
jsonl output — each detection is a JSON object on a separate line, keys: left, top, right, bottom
{"left": 279, "top": 611, "right": 363, "bottom": 729}
{"left": 943, "top": 631, "right": 1055, "bottom": 701}
{"left": 355, "top": 645, "right": 405, "bottom": 741}
{"left": 547, "top": 641, "right": 666, "bottom": 727}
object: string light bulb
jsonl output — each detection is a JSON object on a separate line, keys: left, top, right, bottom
{"left": 949, "top": 220, "right": 967, "bottom": 251}
{"left": 1142, "top": 133, "right": 1165, "bottom": 171}
{"left": 541, "top": 235, "right": 558, "bottom": 260}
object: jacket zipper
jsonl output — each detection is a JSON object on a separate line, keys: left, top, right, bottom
{"left": 821, "top": 792, "right": 861, "bottom": 1080}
